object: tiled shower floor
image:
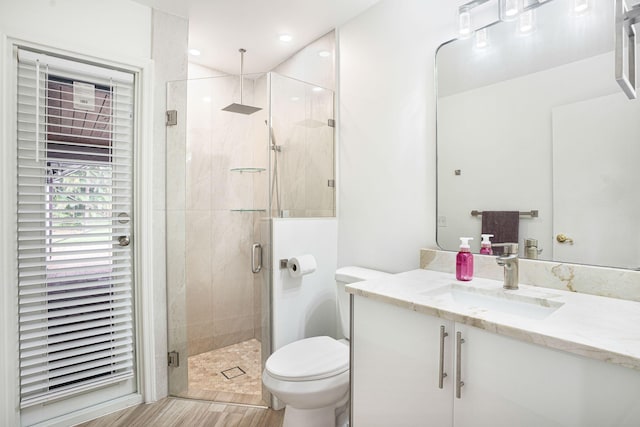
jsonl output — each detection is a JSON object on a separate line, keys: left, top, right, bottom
{"left": 186, "top": 339, "right": 265, "bottom": 405}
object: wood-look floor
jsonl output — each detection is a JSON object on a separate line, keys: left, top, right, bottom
{"left": 77, "top": 397, "right": 284, "bottom": 427}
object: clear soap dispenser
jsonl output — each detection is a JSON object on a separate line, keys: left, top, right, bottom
{"left": 456, "top": 237, "right": 474, "bottom": 281}
{"left": 480, "top": 234, "right": 494, "bottom": 255}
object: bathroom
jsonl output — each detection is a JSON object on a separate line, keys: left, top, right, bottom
{"left": 1, "top": 0, "right": 639, "bottom": 426}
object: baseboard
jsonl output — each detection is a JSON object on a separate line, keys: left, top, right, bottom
{"left": 30, "top": 393, "right": 143, "bottom": 427}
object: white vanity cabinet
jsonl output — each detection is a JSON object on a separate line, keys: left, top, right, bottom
{"left": 351, "top": 295, "right": 454, "bottom": 427}
{"left": 352, "top": 295, "right": 640, "bottom": 427}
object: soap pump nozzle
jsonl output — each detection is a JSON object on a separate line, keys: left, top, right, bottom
{"left": 459, "top": 237, "right": 473, "bottom": 252}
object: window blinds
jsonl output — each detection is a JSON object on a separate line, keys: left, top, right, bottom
{"left": 16, "top": 48, "right": 136, "bottom": 408}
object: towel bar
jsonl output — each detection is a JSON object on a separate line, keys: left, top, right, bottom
{"left": 471, "top": 210, "right": 539, "bottom": 218}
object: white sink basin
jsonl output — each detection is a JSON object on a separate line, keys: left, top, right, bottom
{"left": 420, "top": 284, "right": 564, "bottom": 320}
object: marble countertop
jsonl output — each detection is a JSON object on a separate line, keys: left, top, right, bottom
{"left": 346, "top": 269, "right": 640, "bottom": 371}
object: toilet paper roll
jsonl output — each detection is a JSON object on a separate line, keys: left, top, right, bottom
{"left": 287, "top": 254, "right": 317, "bottom": 278}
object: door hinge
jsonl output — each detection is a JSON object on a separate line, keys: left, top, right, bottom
{"left": 328, "top": 179, "right": 335, "bottom": 188}
{"left": 168, "top": 351, "right": 180, "bottom": 367}
{"left": 328, "top": 118, "right": 335, "bottom": 128}
{"left": 166, "top": 110, "right": 178, "bottom": 126}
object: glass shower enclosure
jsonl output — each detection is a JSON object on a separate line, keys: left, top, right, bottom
{"left": 165, "top": 72, "right": 334, "bottom": 406}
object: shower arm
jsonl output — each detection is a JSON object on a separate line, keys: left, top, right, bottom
{"left": 239, "top": 48, "right": 246, "bottom": 105}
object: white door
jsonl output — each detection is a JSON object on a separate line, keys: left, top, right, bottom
{"left": 552, "top": 93, "right": 640, "bottom": 269}
{"left": 16, "top": 49, "right": 137, "bottom": 425}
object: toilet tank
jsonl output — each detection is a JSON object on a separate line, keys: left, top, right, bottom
{"left": 335, "top": 266, "right": 391, "bottom": 339}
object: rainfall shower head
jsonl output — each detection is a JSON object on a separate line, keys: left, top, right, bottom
{"left": 222, "top": 48, "right": 262, "bottom": 115}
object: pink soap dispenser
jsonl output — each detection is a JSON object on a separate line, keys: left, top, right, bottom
{"left": 480, "top": 234, "right": 494, "bottom": 255}
{"left": 456, "top": 237, "right": 474, "bottom": 281}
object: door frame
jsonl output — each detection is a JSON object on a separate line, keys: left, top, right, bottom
{"left": 0, "top": 35, "right": 158, "bottom": 426}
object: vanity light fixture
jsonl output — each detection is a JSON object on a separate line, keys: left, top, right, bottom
{"left": 615, "top": 0, "right": 640, "bottom": 99}
{"left": 518, "top": 9, "right": 536, "bottom": 34}
{"left": 475, "top": 28, "right": 489, "bottom": 48}
{"left": 500, "top": 0, "right": 520, "bottom": 21}
{"left": 456, "top": 0, "right": 492, "bottom": 39}
{"left": 574, "top": 0, "right": 589, "bottom": 13}
{"left": 459, "top": 7, "right": 472, "bottom": 38}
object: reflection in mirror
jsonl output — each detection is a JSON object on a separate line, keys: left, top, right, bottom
{"left": 436, "top": 0, "right": 640, "bottom": 270}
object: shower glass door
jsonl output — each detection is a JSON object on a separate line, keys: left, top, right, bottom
{"left": 166, "top": 73, "right": 271, "bottom": 405}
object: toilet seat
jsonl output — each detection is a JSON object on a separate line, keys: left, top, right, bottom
{"left": 265, "top": 336, "right": 349, "bottom": 382}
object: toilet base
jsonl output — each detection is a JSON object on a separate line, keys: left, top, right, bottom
{"left": 283, "top": 405, "right": 336, "bottom": 427}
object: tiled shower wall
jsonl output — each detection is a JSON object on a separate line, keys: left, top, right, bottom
{"left": 183, "top": 75, "right": 269, "bottom": 356}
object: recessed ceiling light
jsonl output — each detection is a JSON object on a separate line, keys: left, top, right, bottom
{"left": 188, "top": 48, "right": 201, "bottom": 56}
{"left": 318, "top": 50, "right": 331, "bottom": 58}
{"left": 279, "top": 34, "right": 293, "bottom": 42}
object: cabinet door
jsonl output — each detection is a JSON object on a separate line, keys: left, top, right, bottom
{"left": 352, "top": 296, "right": 454, "bottom": 427}
{"left": 454, "top": 324, "right": 640, "bottom": 427}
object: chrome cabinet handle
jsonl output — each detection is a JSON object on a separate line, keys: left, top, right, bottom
{"left": 456, "top": 331, "right": 465, "bottom": 399}
{"left": 118, "top": 236, "right": 130, "bottom": 247}
{"left": 439, "top": 325, "right": 448, "bottom": 389}
{"left": 251, "top": 243, "right": 262, "bottom": 273}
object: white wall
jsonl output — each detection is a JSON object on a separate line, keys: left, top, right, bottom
{"left": 0, "top": 0, "right": 151, "bottom": 62}
{"left": 337, "top": 0, "right": 460, "bottom": 273}
{"left": 271, "top": 218, "right": 338, "bottom": 350}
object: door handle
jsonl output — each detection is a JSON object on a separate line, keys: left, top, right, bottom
{"left": 251, "top": 243, "right": 262, "bottom": 273}
{"left": 556, "top": 233, "right": 574, "bottom": 244}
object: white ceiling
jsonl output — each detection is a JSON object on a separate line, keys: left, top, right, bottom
{"left": 132, "top": 0, "right": 381, "bottom": 74}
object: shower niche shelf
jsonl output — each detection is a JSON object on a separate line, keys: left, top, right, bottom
{"left": 230, "top": 167, "right": 266, "bottom": 173}
{"left": 230, "top": 209, "right": 267, "bottom": 213}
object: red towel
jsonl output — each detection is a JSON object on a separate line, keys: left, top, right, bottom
{"left": 481, "top": 211, "right": 519, "bottom": 255}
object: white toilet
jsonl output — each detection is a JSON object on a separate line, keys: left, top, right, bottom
{"left": 262, "top": 266, "right": 391, "bottom": 427}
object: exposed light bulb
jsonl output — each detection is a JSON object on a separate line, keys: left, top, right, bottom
{"left": 475, "top": 28, "right": 489, "bottom": 49}
{"left": 574, "top": 0, "right": 589, "bottom": 13}
{"left": 518, "top": 9, "right": 535, "bottom": 34}
{"left": 458, "top": 9, "right": 472, "bottom": 39}
{"left": 500, "top": 0, "right": 520, "bottom": 21}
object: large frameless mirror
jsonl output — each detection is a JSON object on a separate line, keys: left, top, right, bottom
{"left": 436, "top": 0, "right": 640, "bottom": 270}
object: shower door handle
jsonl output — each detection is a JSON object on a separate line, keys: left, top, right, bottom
{"left": 251, "top": 243, "right": 262, "bottom": 273}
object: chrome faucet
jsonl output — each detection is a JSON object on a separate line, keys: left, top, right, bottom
{"left": 494, "top": 243, "right": 519, "bottom": 290}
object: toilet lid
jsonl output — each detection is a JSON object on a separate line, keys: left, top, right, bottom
{"left": 265, "top": 336, "right": 349, "bottom": 382}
